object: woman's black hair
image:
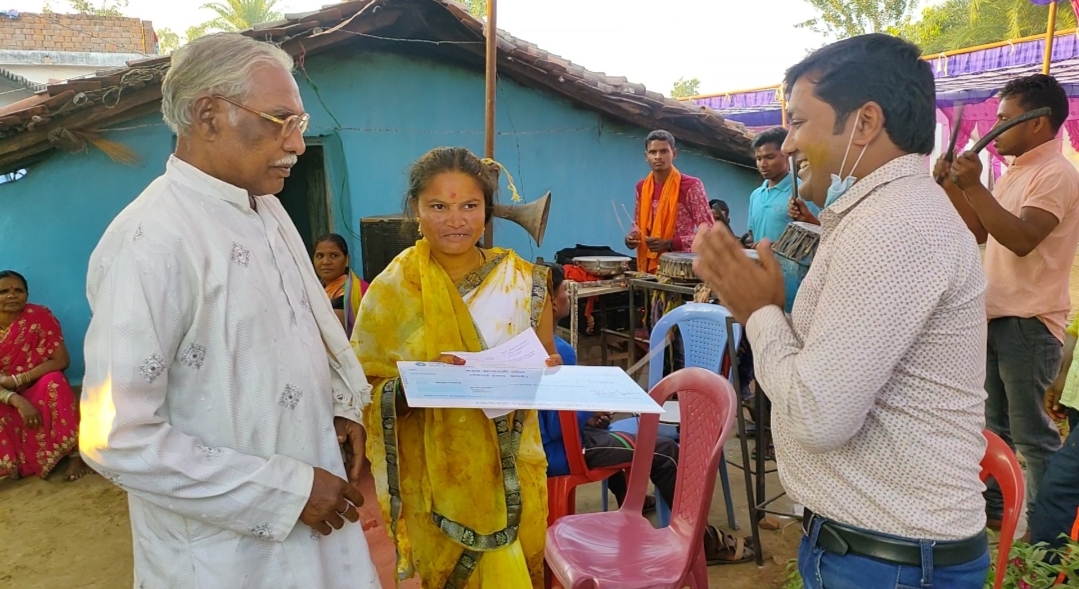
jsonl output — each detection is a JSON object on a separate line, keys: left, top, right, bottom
{"left": 315, "top": 233, "right": 349, "bottom": 257}
{"left": 0, "top": 270, "right": 27, "bottom": 291}
{"left": 542, "top": 262, "right": 565, "bottom": 293}
{"left": 403, "top": 147, "right": 499, "bottom": 224}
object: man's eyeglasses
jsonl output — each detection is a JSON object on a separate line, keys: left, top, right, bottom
{"left": 214, "top": 95, "right": 310, "bottom": 138}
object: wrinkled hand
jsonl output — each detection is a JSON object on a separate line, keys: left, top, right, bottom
{"left": 625, "top": 230, "right": 641, "bottom": 249}
{"left": 1045, "top": 386, "right": 1069, "bottom": 421}
{"left": 11, "top": 395, "right": 41, "bottom": 429}
{"left": 645, "top": 236, "right": 673, "bottom": 253}
{"left": 693, "top": 225, "right": 786, "bottom": 325}
{"left": 788, "top": 199, "right": 819, "bottom": 225}
{"left": 301, "top": 467, "right": 363, "bottom": 536}
{"left": 587, "top": 412, "right": 612, "bottom": 429}
{"left": 435, "top": 354, "right": 466, "bottom": 366}
{"left": 949, "top": 152, "right": 984, "bottom": 190}
{"left": 334, "top": 417, "right": 367, "bottom": 485}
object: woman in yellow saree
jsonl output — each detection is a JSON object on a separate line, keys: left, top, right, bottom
{"left": 352, "top": 147, "right": 559, "bottom": 588}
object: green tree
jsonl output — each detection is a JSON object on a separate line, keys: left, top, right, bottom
{"left": 48, "top": 0, "right": 128, "bottom": 16}
{"left": 670, "top": 77, "right": 701, "bottom": 98}
{"left": 156, "top": 27, "right": 181, "bottom": 54}
{"left": 798, "top": 0, "right": 918, "bottom": 39}
{"left": 188, "top": 0, "right": 284, "bottom": 41}
{"left": 465, "top": 0, "right": 487, "bottom": 18}
{"left": 894, "top": 0, "right": 1077, "bottom": 54}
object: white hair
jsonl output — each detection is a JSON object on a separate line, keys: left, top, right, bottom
{"left": 161, "top": 33, "right": 294, "bottom": 136}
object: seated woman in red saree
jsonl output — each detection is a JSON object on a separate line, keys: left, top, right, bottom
{"left": 0, "top": 270, "right": 90, "bottom": 481}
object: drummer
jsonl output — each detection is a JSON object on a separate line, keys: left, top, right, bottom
{"left": 747, "top": 127, "right": 820, "bottom": 245}
{"left": 624, "top": 129, "right": 714, "bottom": 273}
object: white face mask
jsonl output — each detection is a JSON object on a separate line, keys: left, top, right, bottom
{"left": 824, "top": 108, "right": 868, "bottom": 208}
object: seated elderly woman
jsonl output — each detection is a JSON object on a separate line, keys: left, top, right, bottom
{"left": 352, "top": 147, "right": 559, "bottom": 588}
{"left": 0, "top": 270, "right": 90, "bottom": 481}
{"left": 313, "top": 233, "right": 368, "bottom": 334}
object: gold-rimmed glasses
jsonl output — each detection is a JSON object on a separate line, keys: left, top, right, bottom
{"left": 214, "top": 95, "right": 310, "bottom": 138}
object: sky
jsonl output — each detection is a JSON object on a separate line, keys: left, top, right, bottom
{"left": 12, "top": 0, "right": 938, "bottom": 97}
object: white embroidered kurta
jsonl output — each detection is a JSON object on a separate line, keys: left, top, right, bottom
{"left": 80, "top": 156, "right": 380, "bottom": 589}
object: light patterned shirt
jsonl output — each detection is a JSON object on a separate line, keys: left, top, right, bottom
{"left": 746, "top": 154, "right": 988, "bottom": 541}
{"left": 81, "top": 156, "right": 380, "bottom": 589}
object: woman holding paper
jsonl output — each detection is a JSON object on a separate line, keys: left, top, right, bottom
{"left": 351, "top": 147, "right": 559, "bottom": 589}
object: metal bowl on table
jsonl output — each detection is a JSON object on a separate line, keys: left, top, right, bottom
{"left": 572, "top": 256, "right": 631, "bottom": 278}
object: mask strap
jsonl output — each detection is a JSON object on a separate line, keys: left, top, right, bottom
{"left": 838, "top": 108, "right": 865, "bottom": 179}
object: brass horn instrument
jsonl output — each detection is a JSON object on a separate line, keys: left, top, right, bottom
{"left": 494, "top": 191, "right": 551, "bottom": 246}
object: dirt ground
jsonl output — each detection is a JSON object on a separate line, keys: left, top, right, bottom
{"left": 7, "top": 255, "right": 1078, "bottom": 589}
{"left": 0, "top": 436, "right": 799, "bottom": 589}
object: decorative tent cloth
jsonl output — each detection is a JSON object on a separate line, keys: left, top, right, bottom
{"left": 693, "top": 29, "right": 1079, "bottom": 178}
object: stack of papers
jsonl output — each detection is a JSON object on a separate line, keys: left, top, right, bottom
{"left": 396, "top": 330, "right": 664, "bottom": 417}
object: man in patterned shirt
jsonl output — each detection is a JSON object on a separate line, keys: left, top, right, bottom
{"left": 693, "top": 34, "right": 989, "bottom": 588}
{"left": 80, "top": 33, "right": 380, "bottom": 589}
{"left": 624, "top": 130, "right": 714, "bottom": 273}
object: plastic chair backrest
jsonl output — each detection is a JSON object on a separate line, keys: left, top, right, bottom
{"left": 622, "top": 368, "right": 737, "bottom": 541}
{"left": 559, "top": 411, "right": 589, "bottom": 476}
{"left": 648, "top": 303, "right": 743, "bottom": 389}
{"left": 979, "top": 429, "right": 1024, "bottom": 589}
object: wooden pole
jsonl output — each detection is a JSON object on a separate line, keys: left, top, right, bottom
{"left": 482, "top": 0, "right": 497, "bottom": 249}
{"left": 1044, "top": 0, "right": 1059, "bottom": 75}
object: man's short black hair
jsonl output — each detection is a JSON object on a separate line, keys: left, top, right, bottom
{"left": 543, "top": 262, "right": 565, "bottom": 293}
{"left": 783, "top": 33, "right": 936, "bottom": 155}
{"left": 999, "top": 74, "right": 1069, "bottom": 133}
{"left": 751, "top": 127, "right": 788, "bottom": 151}
{"left": 645, "top": 129, "right": 676, "bottom": 149}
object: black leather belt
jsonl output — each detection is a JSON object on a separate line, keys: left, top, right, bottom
{"left": 802, "top": 508, "right": 987, "bottom": 568}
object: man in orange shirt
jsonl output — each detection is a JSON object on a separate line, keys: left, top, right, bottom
{"left": 624, "top": 130, "right": 714, "bottom": 272}
{"left": 941, "top": 74, "right": 1079, "bottom": 527}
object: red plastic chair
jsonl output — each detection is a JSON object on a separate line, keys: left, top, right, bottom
{"left": 546, "top": 411, "right": 632, "bottom": 527}
{"left": 545, "top": 368, "right": 737, "bottom": 589}
{"left": 980, "top": 429, "right": 1025, "bottom": 589}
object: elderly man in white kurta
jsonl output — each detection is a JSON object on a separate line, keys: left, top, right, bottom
{"left": 79, "top": 33, "right": 381, "bottom": 589}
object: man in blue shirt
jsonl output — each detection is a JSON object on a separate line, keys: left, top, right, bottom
{"left": 747, "top": 127, "right": 819, "bottom": 244}
{"left": 537, "top": 263, "right": 753, "bottom": 564}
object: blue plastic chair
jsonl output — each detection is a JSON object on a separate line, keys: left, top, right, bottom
{"left": 602, "top": 302, "right": 742, "bottom": 530}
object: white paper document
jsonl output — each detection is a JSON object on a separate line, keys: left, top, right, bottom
{"left": 396, "top": 362, "right": 664, "bottom": 414}
{"left": 444, "top": 329, "right": 550, "bottom": 369}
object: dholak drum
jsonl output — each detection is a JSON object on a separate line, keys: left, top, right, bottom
{"left": 771, "top": 222, "right": 822, "bottom": 312}
{"left": 657, "top": 252, "right": 699, "bottom": 283}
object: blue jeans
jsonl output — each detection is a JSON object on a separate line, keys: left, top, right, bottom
{"left": 984, "top": 317, "right": 1063, "bottom": 519}
{"left": 1030, "top": 424, "right": 1079, "bottom": 555}
{"left": 798, "top": 517, "right": 989, "bottom": 589}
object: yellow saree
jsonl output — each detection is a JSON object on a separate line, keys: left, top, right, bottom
{"left": 352, "top": 239, "right": 550, "bottom": 588}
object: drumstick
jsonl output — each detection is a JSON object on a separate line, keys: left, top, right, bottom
{"left": 788, "top": 153, "right": 799, "bottom": 206}
{"left": 611, "top": 200, "right": 627, "bottom": 234}
{"left": 621, "top": 203, "right": 639, "bottom": 233}
{"left": 934, "top": 102, "right": 964, "bottom": 184}
{"left": 937, "top": 107, "right": 1051, "bottom": 185}
{"left": 970, "top": 107, "right": 1051, "bottom": 153}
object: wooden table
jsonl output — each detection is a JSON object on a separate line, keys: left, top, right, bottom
{"left": 560, "top": 280, "right": 629, "bottom": 360}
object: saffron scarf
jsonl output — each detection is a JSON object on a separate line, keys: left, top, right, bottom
{"left": 352, "top": 240, "right": 547, "bottom": 588}
{"left": 637, "top": 166, "right": 682, "bottom": 273}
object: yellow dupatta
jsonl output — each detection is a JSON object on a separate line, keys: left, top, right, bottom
{"left": 352, "top": 239, "right": 548, "bottom": 588}
{"left": 637, "top": 166, "right": 682, "bottom": 273}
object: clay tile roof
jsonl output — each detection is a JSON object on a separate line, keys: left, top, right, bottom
{"left": 0, "top": 0, "right": 754, "bottom": 170}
